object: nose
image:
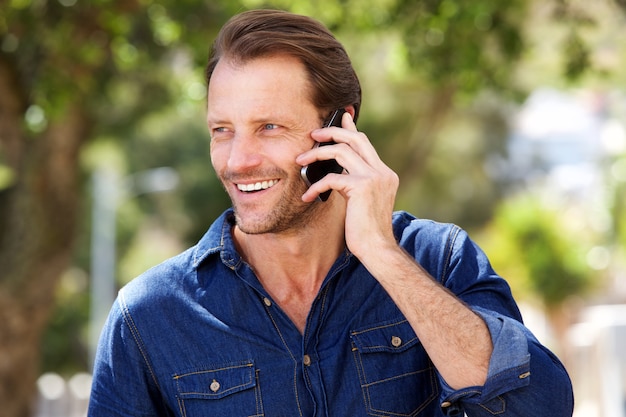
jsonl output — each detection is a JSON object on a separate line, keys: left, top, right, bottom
{"left": 226, "top": 133, "right": 263, "bottom": 172}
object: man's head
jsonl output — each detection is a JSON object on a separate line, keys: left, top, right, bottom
{"left": 205, "top": 9, "right": 361, "bottom": 122}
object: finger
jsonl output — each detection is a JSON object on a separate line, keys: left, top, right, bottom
{"left": 301, "top": 165, "right": 397, "bottom": 204}
{"left": 310, "top": 127, "right": 381, "bottom": 168}
{"left": 300, "top": 171, "right": 352, "bottom": 203}
{"left": 309, "top": 111, "right": 355, "bottom": 144}
{"left": 297, "top": 141, "right": 383, "bottom": 181}
{"left": 340, "top": 110, "right": 358, "bottom": 131}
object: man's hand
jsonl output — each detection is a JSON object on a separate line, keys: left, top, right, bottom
{"left": 297, "top": 111, "right": 400, "bottom": 260}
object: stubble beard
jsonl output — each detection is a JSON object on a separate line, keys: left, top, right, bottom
{"left": 227, "top": 170, "right": 323, "bottom": 236}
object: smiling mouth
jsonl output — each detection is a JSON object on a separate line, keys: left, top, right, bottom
{"left": 236, "top": 179, "right": 279, "bottom": 192}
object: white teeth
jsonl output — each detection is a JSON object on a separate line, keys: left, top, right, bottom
{"left": 237, "top": 179, "right": 278, "bottom": 192}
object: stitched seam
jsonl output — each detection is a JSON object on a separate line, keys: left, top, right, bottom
{"left": 351, "top": 319, "right": 409, "bottom": 336}
{"left": 254, "top": 368, "right": 264, "bottom": 416}
{"left": 440, "top": 225, "right": 461, "bottom": 284}
{"left": 264, "top": 306, "right": 303, "bottom": 417}
{"left": 119, "top": 290, "right": 162, "bottom": 392}
{"left": 351, "top": 341, "right": 371, "bottom": 413}
{"left": 176, "top": 396, "right": 186, "bottom": 417}
{"left": 478, "top": 395, "right": 506, "bottom": 415}
{"left": 173, "top": 363, "right": 253, "bottom": 379}
{"left": 362, "top": 368, "right": 432, "bottom": 387}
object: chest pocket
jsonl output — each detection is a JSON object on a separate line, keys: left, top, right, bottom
{"left": 173, "top": 361, "right": 263, "bottom": 417}
{"left": 351, "top": 320, "right": 438, "bottom": 417}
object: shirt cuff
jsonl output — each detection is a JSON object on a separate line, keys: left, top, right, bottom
{"left": 438, "top": 307, "right": 532, "bottom": 407}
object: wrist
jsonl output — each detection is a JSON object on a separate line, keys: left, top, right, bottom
{"left": 354, "top": 239, "right": 413, "bottom": 279}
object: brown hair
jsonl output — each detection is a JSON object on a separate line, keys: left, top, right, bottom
{"left": 205, "top": 9, "right": 362, "bottom": 122}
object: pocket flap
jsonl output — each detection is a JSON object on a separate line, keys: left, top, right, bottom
{"left": 174, "top": 361, "right": 255, "bottom": 400}
{"left": 351, "top": 320, "right": 419, "bottom": 353}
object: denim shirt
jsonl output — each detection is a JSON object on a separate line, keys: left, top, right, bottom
{"left": 89, "top": 210, "right": 574, "bottom": 417}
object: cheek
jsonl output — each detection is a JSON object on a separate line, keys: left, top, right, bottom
{"left": 209, "top": 142, "right": 228, "bottom": 172}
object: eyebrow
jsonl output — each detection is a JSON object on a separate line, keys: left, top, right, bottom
{"left": 207, "top": 113, "right": 293, "bottom": 126}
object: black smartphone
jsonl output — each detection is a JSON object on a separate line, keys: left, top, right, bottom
{"left": 300, "top": 109, "right": 346, "bottom": 202}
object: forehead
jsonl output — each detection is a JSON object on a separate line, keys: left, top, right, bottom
{"left": 207, "top": 55, "right": 314, "bottom": 112}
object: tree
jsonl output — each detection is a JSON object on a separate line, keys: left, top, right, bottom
{"left": 0, "top": 1, "right": 229, "bottom": 414}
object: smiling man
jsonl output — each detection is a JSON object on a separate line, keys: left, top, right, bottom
{"left": 88, "top": 9, "right": 574, "bottom": 417}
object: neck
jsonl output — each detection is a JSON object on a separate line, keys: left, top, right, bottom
{"left": 232, "top": 201, "right": 346, "bottom": 332}
{"left": 233, "top": 205, "right": 345, "bottom": 285}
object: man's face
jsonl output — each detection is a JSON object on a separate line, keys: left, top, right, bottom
{"left": 207, "top": 54, "right": 325, "bottom": 235}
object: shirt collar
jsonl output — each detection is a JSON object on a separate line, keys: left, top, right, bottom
{"left": 192, "top": 209, "right": 236, "bottom": 269}
{"left": 191, "top": 208, "right": 354, "bottom": 274}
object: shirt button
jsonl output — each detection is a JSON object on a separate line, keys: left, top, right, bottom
{"left": 519, "top": 371, "right": 531, "bottom": 379}
{"left": 391, "top": 336, "right": 402, "bottom": 347}
{"left": 263, "top": 297, "right": 272, "bottom": 307}
{"left": 303, "top": 354, "right": 312, "bottom": 366}
{"left": 210, "top": 379, "right": 220, "bottom": 392}
{"left": 441, "top": 401, "right": 452, "bottom": 408}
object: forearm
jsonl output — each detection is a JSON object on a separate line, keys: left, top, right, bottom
{"left": 359, "top": 243, "right": 493, "bottom": 389}
{"left": 441, "top": 310, "right": 574, "bottom": 417}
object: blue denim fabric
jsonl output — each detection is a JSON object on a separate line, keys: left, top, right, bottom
{"left": 89, "top": 210, "right": 574, "bottom": 417}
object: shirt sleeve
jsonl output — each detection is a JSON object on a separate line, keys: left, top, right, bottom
{"left": 435, "top": 308, "right": 573, "bottom": 416}
{"left": 88, "top": 294, "right": 173, "bottom": 417}
{"left": 430, "top": 223, "right": 574, "bottom": 416}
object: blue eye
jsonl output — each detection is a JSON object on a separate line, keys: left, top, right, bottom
{"left": 264, "top": 124, "right": 279, "bottom": 130}
{"left": 210, "top": 126, "right": 233, "bottom": 141}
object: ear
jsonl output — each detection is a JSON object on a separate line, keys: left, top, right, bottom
{"left": 345, "top": 105, "right": 357, "bottom": 121}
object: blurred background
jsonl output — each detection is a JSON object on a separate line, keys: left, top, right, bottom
{"left": 1, "top": 0, "right": 625, "bottom": 416}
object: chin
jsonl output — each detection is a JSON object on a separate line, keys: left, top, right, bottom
{"left": 234, "top": 206, "right": 315, "bottom": 236}
{"left": 233, "top": 210, "right": 276, "bottom": 235}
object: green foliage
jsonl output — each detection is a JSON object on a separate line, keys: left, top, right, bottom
{"left": 391, "top": 0, "right": 527, "bottom": 97}
{"left": 2, "top": 0, "right": 622, "bottom": 377}
{"left": 119, "top": 102, "right": 232, "bottom": 246}
{"left": 0, "top": 0, "right": 228, "bottom": 122}
{"left": 479, "top": 194, "right": 593, "bottom": 307}
{"left": 550, "top": 0, "right": 595, "bottom": 83}
{"left": 40, "top": 268, "right": 90, "bottom": 376}
{"left": 563, "top": 30, "right": 591, "bottom": 81}
{"left": 391, "top": 91, "right": 511, "bottom": 226}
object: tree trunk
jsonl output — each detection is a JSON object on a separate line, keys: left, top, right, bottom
{"left": 0, "top": 54, "right": 89, "bottom": 415}
{"left": 390, "top": 83, "right": 457, "bottom": 191}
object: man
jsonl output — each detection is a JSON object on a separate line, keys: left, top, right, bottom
{"left": 89, "top": 9, "right": 574, "bottom": 417}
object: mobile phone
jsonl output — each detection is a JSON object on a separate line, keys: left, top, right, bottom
{"left": 300, "top": 109, "right": 346, "bottom": 202}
